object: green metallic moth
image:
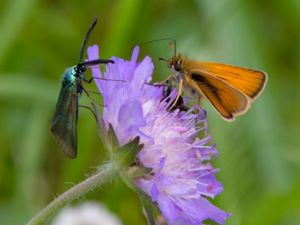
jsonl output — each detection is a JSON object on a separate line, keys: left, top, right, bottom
{"left": 51, "top": 18, "right": 113, "bottom": 159}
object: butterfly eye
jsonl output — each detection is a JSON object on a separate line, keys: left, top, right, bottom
{"left": 174, "top": 62, "right": 182, "bottom": 72}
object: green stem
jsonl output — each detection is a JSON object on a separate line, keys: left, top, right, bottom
{"left": 26, "top": 162, "right": 117, "bottom": 225}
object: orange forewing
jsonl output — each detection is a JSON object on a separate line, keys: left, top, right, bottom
{"left": 184, "top": 61, "right": 267, "bottom": 100}
{"left": 185, "top": 71, "right": 249, "bottom": 120}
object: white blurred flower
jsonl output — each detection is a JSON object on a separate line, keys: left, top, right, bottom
{"left": 52, "top": 202, "right": 122, "bottom": 225}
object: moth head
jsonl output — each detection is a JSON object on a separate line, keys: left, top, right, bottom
{"left": 74, "top": 64, "right": 86, "bottom": 76}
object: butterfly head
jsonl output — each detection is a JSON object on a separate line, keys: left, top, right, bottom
{"left": 159, "top": 54, "right": 184, "bottom": 72}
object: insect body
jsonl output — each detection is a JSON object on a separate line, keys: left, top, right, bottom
{"left": 161, "top": 48, "right": 267, "bottom": 121}
{"left": 51, "top": 18, "right": 113, "bottom": 158}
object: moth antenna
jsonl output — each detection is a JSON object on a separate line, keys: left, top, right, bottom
{"left": 78, "top": 17, "right": 97, "bottom": 64}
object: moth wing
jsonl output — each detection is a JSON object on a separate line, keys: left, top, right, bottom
{"left": 51, "top": 83, "right": 78, "bottom": 158}
{"left": 194, "top": 62, "right": 267, "bottom": 100}
{"left": 185, "top": 70, "right": 249, "bottom": 121}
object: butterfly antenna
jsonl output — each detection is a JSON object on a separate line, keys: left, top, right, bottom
{"left": 140, "top": 37, "right": 175, "bottom": 45}
{"left": 168, "top": 40, "right": 177, "bottom": 57}
{"left": 141, "top": 37, "right": 176, "bottom": 51}
{"left": 173, "top": 39, "right": 177, "bottom": 56}
{"left": 78, "top": 17, "right": 98, "bottom": 64}
{"left": 140, "top": 37, "right": 177, "bottom": 58}
{"left": 159, "top": 57, "right": 168, "bottom": 62}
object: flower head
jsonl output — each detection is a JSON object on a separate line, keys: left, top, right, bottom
{"left": 87, "top": 45, "right": 230, "bottom": 225}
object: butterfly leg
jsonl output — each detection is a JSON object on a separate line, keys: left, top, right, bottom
{"left": 188, "top": 87, "right": 202, "bottom": 106}
{"left": 145, "top": 74, "right": 173, "bottom": 87}
{"left": 144, "top": 82, "right": 167, "bottom": 87}
{"left": 196, "top": 95, "right": 202, "bottom": 106}
{"left": 164, "top": 74, "right": 177, "bottom": 86}
{"left": 146, "top": 74, "right": 176, "bottom": 87}
{"left": 165, "top": 76, "right": 175, "bottom": 89}
{"left": 170, "top": 79, "right": 183, "bottom": 109}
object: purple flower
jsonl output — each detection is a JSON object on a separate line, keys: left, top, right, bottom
{"left": 87, "top": 45, "right": 230, "bottom": 225}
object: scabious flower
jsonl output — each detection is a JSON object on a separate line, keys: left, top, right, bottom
{"left": 51, "top": 202, "right": 122, "bottom": 225}
{"left": 87, "top": 45, "right": 230, "bottom": 225}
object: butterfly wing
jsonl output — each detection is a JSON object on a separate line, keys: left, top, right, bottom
{"left": 185, "top": 70, "right": 249, "bottom": 121}
{"left": 190, "top": 62, "right": 267, "bottom": 100}
{"left": 51, "top": 81, "right": 78, "bottom": 158}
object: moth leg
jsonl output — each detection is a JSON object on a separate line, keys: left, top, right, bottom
{"left": 80, "top": 84, "right": 105, "bottom": 107}
{"left": 170, "top": 79, "right": 183, "bottom": 109}
{"left": 81, "top": 84, "right": 89, "bottom": 96}
{"left": 83, "top": 76, "right": 109, "bottom": 83}
{"left": 82, "top": 76, "right": 106, "bottom": 83}
{"left": 83, "top": 76, "right": 94, "bottom": 83}
{"left": 79, "top": 105, "right": 97, "bottom": 119}
{"left": 83, "top": 89, "right": 101, "bottom": 96}
{"left": 83, "top": 76, "right": 127, "bottom": 83}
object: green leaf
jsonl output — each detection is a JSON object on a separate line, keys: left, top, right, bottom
{"left": 113, "top": 136, "right": 143, "bottom": 171}
{"left": 91, "top": 103, "right": 120, "bottom": 157}
{"left": 135, "top": 183, "right": 160, "bottom": 225}
{"left": 91, "top": 102, "right": 106, "bottom": 144}
{"left": 119, "top": 170, "right": 159, "bottom": 225}
{"left": 139, "top": 194, "right": 157, "bottom": 225}
{"left": 127, "top": 164, "right": 152, "bottom": 179}
{"left": 105, "top": 124, "right": 120, "bottom": 154}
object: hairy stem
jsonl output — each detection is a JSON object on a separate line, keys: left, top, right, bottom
{"left": 26, "top": 162, "right": 117, "bottom": 225}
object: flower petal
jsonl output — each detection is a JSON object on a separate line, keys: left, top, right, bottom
{"left": 89, "top": 45, "right": 230, "bottom": 225}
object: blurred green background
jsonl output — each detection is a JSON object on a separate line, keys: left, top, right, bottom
{"left": 0, "top": 0, "right": 299, "bottom": 224}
